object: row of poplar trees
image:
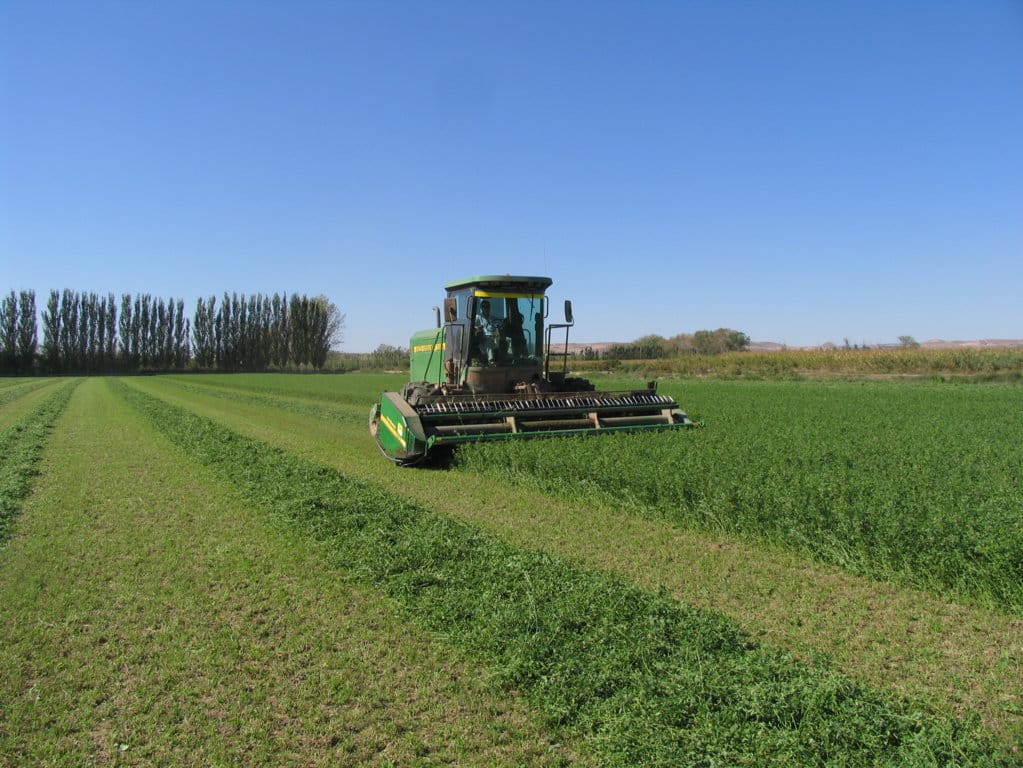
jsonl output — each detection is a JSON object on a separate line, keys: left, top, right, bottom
{"left": 0, "top": 289, "right": 340, "bottom": 375}
{"left": 0, "top": 291, "right": 38, "bottom": 374}
{"left": 192, "top": 293, "right": 337, "bottom": 371}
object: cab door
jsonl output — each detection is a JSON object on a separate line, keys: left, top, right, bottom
{"left": 442, "top": 290, "right": 471, "bottom": 385}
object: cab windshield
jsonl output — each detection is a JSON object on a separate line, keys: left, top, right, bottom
{"left": 470, "top": 293, "right": 543, "bottom": 366}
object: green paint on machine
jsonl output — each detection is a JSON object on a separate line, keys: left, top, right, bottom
{"left": 370, "top": 275, "right": 699, "bottom": 465}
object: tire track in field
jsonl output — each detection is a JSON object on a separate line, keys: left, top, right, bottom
{"left": 134, "top": 373, "right": 1023, "bottom": 749}
{"left": 114, "top": 378, "right": 1013, "bottom": 766}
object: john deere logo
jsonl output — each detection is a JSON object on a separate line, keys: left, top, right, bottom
{"left": 413, "top": 342, "right": 445, "bottom": 354}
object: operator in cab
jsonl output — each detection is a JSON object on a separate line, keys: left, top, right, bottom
{"left": 474, "top": 298, "right": 501, "bottom": 364}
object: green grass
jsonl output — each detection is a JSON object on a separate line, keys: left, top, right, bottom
{"left": 0, "top": 378, "right": 52, "bottom": 410}
{"left": 572, "top": 346, "right": 1023, "bottom": 379}
{"left": 0, "top": 380, "right": 67, "bottom": 434}
{"left": 132, "top": 372, "right": 1023, "bottom": 748}
{"left": 455, "top": 377, "right": 1023, "bottom": 614}
{"left": 111, "top": 377, "right": 1011, "bottom": 767}
{"left": 0, "top": 379, "right": 78, "bottom": 546}
{"left": 164, "top": 371, "right": 394, "bottom": 406}
{"left": 0, "top": 379, "right": 576, "bottom": 766}
{"left": 0, "top": 378, "right": 34, "bottom": 390}
{"left": 162, "top": 376, "right": 364, "bottom": 426}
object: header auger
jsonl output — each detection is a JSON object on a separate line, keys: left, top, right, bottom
{"left": 369, "top": 275, "right": 697, "bottom": 465}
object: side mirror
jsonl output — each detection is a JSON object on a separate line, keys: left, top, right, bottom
{"left": 443, "top": 297, "right": 458, "bottom": 323}
{"left": 564, "top": 300, "right": 573, "bottom": 324}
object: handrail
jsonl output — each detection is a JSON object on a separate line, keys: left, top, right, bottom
{"left": 544, "top": 322, "right": 573, "bottom": 380}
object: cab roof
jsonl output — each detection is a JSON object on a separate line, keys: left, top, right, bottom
{"left": 444, "top": 275, "right": 553, "bottom": 294}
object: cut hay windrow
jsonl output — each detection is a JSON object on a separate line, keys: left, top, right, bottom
{"left": 113, "top": 379, "right": 1010, "bottom": 767}
{"left": 456, "top": 378, "right": 1023, "bottom": 615}
{"left": 0, "top": 380, "right": 78, "bottom": 545}
{"left": 0, "top": 379, "right": 52, "bottom": 410}
{"left": 159, "top": 377, "right": 363, "bottom": 426}
{"left": 162, "top": 371, "right": 398, "bottom": 407}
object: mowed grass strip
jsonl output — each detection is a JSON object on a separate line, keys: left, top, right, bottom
{"left": 0, "top": 378, "right": 36, "bottom": 393}
{"left": 0, "top": 379, "right": 78, "bottom": 546}
{"left": 115, "top": 378, "right": 1011, "bottom": 767}
{"left": 164, "top": 376, "right": 363, "bottom": 426}
{"left": 138, "top": 373, "right": 1023, "bottom": 748}
{"left": 0, "top": 379, "right": 576, "bottom": 767}
{"left": 459, "top": 378, "right": 1023, "bottom": 614}
{"left": 164, "top": 372, "right": 399, "bottom": 407}
{"left": 0, "top": 379, "right": 59, "bottom": 426}
{"left": 0, "top": 380, "right": 68, "bottom": 435}
{"left": 0, "top": 379, "right": 47, "bottom": 404}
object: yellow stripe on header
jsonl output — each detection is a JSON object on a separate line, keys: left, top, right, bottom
{"left": 474, "top": 291, "right": 544, "bottom": 299}
{"left": 379, "top": 413, "right": 407, "bottom": 449}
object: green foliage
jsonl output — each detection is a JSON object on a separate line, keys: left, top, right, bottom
{"left": 113, "top": 380, "right": 1010, "bottom": 766}
{"left": 456, "top": 378, "right": 1023, "bottom": 614}
{"left": 692, "top": 328, "right": 751, "bottom": 355}
{"left": 572, "top": 346, "right": 1023, "bottom": 378}
{"left": 604, "top": 335, "right": 669, "bottom": 360}
{"left": 164, "top": 371, "right": 400, "bottom": 407}
{"left": 1, "top": 379, "right": 568, "bottom": 766}
{"left": 33, "top": 290, "right": 187, "bottom": 373}
{"left": 15, "top": 291, "right": 37, "bottom": 371}
{"left": 0, "top": 290, "right": 37, "bottom": 373}
{"left": 0, "top": 291, "right": 17, "bottom": 371}
{"left": 0, "top": 380, "right": 77, "bottom": 545}
{"left": 3, "top": 285, "right": 342, "bottom": 374}
{"left": 163, "top": 377, "right": 363, "bottom": 426}
{"left": 195, "top": 292, "right": 341, "bottom": 371}
{"left": 41, "top": 291, "right": 60, "bottom": 372}
{"left": 602, "top": 329, "right": 751, "bottom": 360}
{"left": 0, "top": 379, "right": 51, "bottom": 410}
{"left": 335, "top": 344, "right": 410, "bottom": 371}
{"left": 288, "top": 293, "right": 337, "bottom": 368}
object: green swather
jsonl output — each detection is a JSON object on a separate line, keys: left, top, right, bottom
{"left": 370, "top": 275, "right": 698, "bottom": 465}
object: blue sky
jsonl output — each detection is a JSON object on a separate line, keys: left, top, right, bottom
{"left": 2, "top": 1, "right": 1021, "bottom": 351}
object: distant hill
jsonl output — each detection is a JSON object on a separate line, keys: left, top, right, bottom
{"left": 919, "top": 338, "right": 1023, "bottom": 349}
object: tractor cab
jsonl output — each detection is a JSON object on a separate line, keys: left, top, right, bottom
{"left": 408, "top": 275, "right": 574, "bottom": 396}
{"left": 372, "top": 272, "right": 696, "bottom": 465}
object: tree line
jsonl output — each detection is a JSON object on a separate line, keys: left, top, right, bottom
{"left": 192, "top": 293, "right": 341, "bottom": 372}
{"left": 579, "top": 328, "right": 751, "bottom": 360}
{"left": 0, "top": 291, "right": 37, "bottom": 373}
{"left": 334, "top": 343, "right": 410, "bottom": 372}
{"left": 0, "top": 289, "right": 343, "bottom": 375}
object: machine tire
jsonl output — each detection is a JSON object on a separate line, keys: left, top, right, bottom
{"left": 563, "top": 376, "right": 596, "bottom": 392}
